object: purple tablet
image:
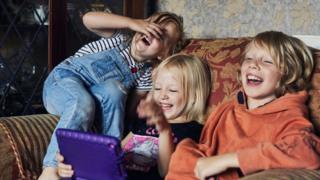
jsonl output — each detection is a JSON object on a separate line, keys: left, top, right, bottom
{"left": 56, "top": 128, "right": 127, "bottom": 180}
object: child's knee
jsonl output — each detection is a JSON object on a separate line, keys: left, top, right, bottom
{"left": 91, "top": 80, "right": 128, "bottom": 103}
{"left": 76, "top": 94, "right": 96, "bottom": 115}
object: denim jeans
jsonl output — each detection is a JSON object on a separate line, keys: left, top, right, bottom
{"left": 42, "top": 49, "right": 136, "bottom": 167}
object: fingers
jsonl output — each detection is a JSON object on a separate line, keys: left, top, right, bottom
{"left": 145, "top": 23, "right": 164, "bottom": 39}
{"left": 57, "top": 162, "right": 74, "bottom": 177}
{"left": 136, "top": 97, "right": 167, "bottom": 131}
{"left": 56, "top": 152, "right": 74, "bottom": 177}
{"left": 138, "top": 21, "right": 164, "bottom": 40}
{"left": 137, "top": 98, "right": 158, "bottom": 118}
{"left": 56, "top": 152, "right": 64, "bottom": 162}
{"left": 131, "top": 19, "right": 164, "bottom": 40}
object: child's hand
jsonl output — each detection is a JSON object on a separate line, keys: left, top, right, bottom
{"left": 56, "top": 153, "right": 74, "bottom": 178}
{"left": 137, "top": 94, "right": 170, "bottom": 133}
{"left": 194, "top": 153, "right": 239, "bottom": 180}
{"left": 129, "top": 19, "right": 164, "bottom": 39}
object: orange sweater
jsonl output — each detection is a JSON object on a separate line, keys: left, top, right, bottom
{"left": 166, "top": 91, "right": 320, "bottom": 180}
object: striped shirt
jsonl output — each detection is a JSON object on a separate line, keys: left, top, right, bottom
{"left": 73, "top": 31, "right": 152, "bottom": 91}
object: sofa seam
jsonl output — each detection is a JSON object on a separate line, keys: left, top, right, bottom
{"left": 0, "top": 122, "right": 26, "bottom": 179}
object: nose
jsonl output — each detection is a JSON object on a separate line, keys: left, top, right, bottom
{"left": 248, "top": 59, "right": 260, "bottom": 70}
{"left": 160, "top": 91, "right": 168, "bottom": 100}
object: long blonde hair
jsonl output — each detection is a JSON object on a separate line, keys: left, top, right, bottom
{"left": 152, "top": 54, "right": 211, "bottom": 123}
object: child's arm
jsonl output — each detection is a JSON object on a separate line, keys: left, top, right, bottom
{"left": 157, "top": 124, "right": 174, "bottom": 176}
{"left": 121, "top": 131, "right": 134, "bottom": 148}
{"left": 82, "top": 12, "right": 164, "bottom": 39}
{"left": 136, "top": 95, "right": 174, "bottom": 176}
{"left": 236, "top": 126, "right": 320, "bottom": 175}
{"left": 194, "top": 153, "right": 239, "bottom": 180}
{"left": 56, "top": 153, "right": 74, "bottom": 178}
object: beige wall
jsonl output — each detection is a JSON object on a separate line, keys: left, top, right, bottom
{"left": 157, "top": 0, "right": 320, "bottom": 38}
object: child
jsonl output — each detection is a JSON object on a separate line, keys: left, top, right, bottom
{"left": 56, "top": 54, "right": 212, "bottom": 180}
{"left": 166, "top": 31, "right": 320, "bottom": 180}
{"left": 39, "top": 11, "right": 183, "bottom": 180}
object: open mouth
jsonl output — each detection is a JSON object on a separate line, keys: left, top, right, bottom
{"left": 247, "top": 74, "right": 263, "bottom": 85}
{"left": 142, "top": 36, "right": 151, "bottom": 46}
{"left": 160, "top": 103, "right": 173, "bottom": 111}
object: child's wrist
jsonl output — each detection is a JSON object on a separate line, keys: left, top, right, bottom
{"left": 225, "top": 153, "right": 239, "bottom": 168}
{"left": 158, "top": 126, "right": 172, "bottom": 135}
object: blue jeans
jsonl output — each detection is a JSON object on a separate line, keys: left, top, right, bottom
{"left": 42, "top": 49, "right": 136, "bottom": 167}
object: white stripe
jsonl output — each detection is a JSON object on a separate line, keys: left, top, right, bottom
{"left": 96, "top": 40, "right": 102, "bottom": 51}
{"left": 72, "top": 32, "right": 152, "bottom": 89}
{"left": 92, "top": 42, "right": 98, "bottom": 52}
{"left": 100, "top": 40, "right": 106, "bottom": 50}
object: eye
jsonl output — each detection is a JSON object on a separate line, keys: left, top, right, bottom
{"left": 263, "top": 60, "right": 274, "bottom": 64}
{"left": 244, "top": 57, "right": 252, "bottom": 61}
{"left": 154, "top": 87, "right": 161, "bottom": 91}
{"left": 169, "top": 89, "right": 178, "bottom": 93}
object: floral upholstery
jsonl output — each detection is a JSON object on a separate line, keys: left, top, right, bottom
{"left": 180, "top": 38, "right": 320, "bottom": 134}
{"left": 309, "top": 50, "right": 320, "bottom": 133}
{"left": 180, "top": 38, "right": 250, "bottom": 113}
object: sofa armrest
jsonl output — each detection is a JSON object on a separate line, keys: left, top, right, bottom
{"left": 0, "top": 114, "right": 58, "bottom": 180}
{"left": 240, "top": 169, "right": 320, "bottom": 180}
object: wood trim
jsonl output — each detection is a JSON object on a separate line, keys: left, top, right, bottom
{"left": 48, "top": 0, "right": 66, "bottom": 71}
{"left": 123, "top": 0, "right": 145, "bottom": 18}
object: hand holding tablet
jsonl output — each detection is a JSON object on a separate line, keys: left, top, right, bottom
{"left": 56, "top": 128, "right": 127, "bottom": 180}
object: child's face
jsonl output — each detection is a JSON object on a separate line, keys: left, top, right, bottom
{"left": 241, "top": 43, "right": 282, "bottom": 106}
{"left": 131, "top": 21, "right": 179, "bottom": 62}
{"left": 152, "top": 68, "right": 187, "bottom": 122}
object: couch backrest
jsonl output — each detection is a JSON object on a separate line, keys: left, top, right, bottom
{"left": 180, "top": 38, "right": 320, "bottom": 133}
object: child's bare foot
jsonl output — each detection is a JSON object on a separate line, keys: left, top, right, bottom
{"left": 38, "top": 167, "right": 59, "bottom": 180}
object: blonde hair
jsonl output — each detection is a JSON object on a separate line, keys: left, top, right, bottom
{"left": 147, "top": 12, "right": 184, "bottom": 54}
{"left": 152, "top": 54, "right": 211, "bottom": 123}
{"left": 240, "top": 31, "right": 315, "bottom": 97}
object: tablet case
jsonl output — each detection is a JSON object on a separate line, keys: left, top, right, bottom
{"left": 56, "top": 128, "right": 127, "bottom": 180}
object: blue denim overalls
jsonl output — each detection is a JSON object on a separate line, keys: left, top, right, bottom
{"left": 42, "top": 47, "right": 141, "bottom": 167}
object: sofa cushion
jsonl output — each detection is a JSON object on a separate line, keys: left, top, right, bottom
{"left": 0, "top": 122, "right": 20, "bottom": 180}
{"left": 240, "top": 168, "right": 320, "bottom": 180}
{"left": 0, "top": 114, "right": 58, "bottom": 180}
{"left": 309, "top": 50, "right": 320, "bottom": 133}
{"left": 181, "top": 39, "right": 320, "bottom": 134}
{"left": 180, "top": 38, "right": 250, "bottom": 112}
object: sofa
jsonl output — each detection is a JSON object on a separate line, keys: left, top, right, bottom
{"left": 0, "top": 37, "right": 320, "bottom": 180}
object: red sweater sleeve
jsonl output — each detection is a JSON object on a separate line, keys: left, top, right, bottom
{"left": 237, "top": 126, "right": 320, "bottom": 175}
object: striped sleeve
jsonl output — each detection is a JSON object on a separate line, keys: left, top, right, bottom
{"left": 73, "top": 30, "right": 126, "bottom": 57}
{"left": 135, "top": 67, "right": 153, "bottom": 91}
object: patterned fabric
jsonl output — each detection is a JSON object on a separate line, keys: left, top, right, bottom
{"left": 309, "top": 50, "right": 320, "bottom": 133}
{"left": 180, "top": 38, "right": 250, "bottom": 113}
{"left": 157, "top": 0, "right": 320, "bottom": 39}
{"left": 0, "top": 114, "right": 58, "bottom": 180}
{"left": 180, "top": 38, "right": 320, "bottom": 134}
{"left": 0, "top": 122, "right": 20, "bottom": 180}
